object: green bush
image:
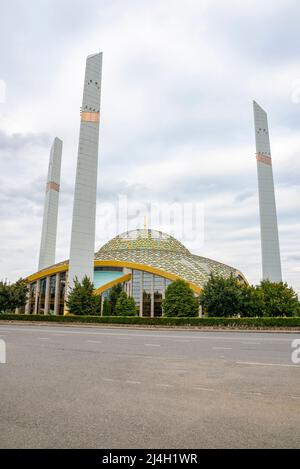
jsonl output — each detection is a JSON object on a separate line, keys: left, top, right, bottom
{"left": 66, "top": 276, "right": 100, "bottom": 315}
{"left": 162, "top": 279, "right": 199, "bottom": 317}
{"left": 115, "top": 291, "right": 136, "bottom": 316}
{"left": 0, "top": 314, "right": 299, "bottom": 328}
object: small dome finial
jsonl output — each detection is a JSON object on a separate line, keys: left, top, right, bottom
{"left": 143, "top": 215, "right": 148, "bottom": 230}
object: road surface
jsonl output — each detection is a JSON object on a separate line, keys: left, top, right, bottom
{"left": 0, "top": 324, "right": 299, "bottom": 448}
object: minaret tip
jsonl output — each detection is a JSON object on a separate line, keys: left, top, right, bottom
{"left": 253, "top": 100, "right": 267, "bottom": 115}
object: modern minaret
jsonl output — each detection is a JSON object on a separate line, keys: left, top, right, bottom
{"left": 38, "top": 137, "right": 63, "bottom": 271}
{"left": 253, "top": 101, "right": 282, "bottom": 282}
{"left": 68, "top": 52, "right": 103, "bottom": 287}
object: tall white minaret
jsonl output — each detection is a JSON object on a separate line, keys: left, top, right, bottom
{"left": 253, "top": 101, "right": 282, "bottom": 282}
{"left": 68, "top": 52, "right": 103, "bottom": 287}
{"left": 38, "top": 137, "right": 63, "bottom": 271}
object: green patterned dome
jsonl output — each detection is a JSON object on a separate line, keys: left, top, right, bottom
{"left": 94, "top": 228, "right": 247, "bottom": 291}
{"left": 34, "top": 228, "right": 247, "bottom": 293}
{"left": 98, "top": 229, "right": 191, "bottom": 255}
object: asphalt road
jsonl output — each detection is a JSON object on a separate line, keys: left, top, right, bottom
{"left": 0, "top": 324, "right": 299, "bottom": 449}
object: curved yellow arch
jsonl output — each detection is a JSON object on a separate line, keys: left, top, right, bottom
{"left": 27, "top": 260, "right": 202, "bottom": 294}
{"left": 27, "top": 263, "right": 68, "bottom": 282}
{"left": 93, "top": 260, "right": 201, "bottom": 294}
{"left": 94, "top": 273, "right": 132, "bottom": 296}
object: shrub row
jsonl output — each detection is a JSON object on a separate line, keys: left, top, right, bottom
{"left": 0, "top": 314, "right": 300, "bottom": 328}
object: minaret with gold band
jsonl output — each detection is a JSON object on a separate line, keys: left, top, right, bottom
{"left": 38, "top": 137, "right": 63, "bottom": 271}
{"left": 253, "top": 100, "right": 282, "bottom": 282}
{"left": 68, "top": 52, "right": 103, "bottom": 287}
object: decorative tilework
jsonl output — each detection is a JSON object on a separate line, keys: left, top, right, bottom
{"left": 95, "top": 229, "right": 247, "bottom": 289}
{"left": 46, "top": 181, "right": 60, "bottom": 192}
{"left": 34, "top": 229, "right": 247, "bottom": 290}
{"left": 256, "top": 153, "right": 272, "bottom": 166}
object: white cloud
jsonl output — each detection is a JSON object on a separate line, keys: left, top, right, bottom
{"left": 0, "top": 0, "right": 299, "bottom": 293}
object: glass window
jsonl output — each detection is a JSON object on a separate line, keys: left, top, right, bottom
{"left": 102, "top": 290, "right": 109, "bottom": 299}
{"left": 154, "top": 275, "right": 164, "bottom": 317}
{"left": 94, "top": 266, "right": 123, "bottom": 272}
{"left": 38, "top": 278, "right": 47, "bottom": 314}
{"left": 59, "top": 272, "right": 66, "bottom": 315}
{"left": 49, "top": 275, "right": 56, "bottom": 315}
{"left": 142, "top": 272, "right": 152, "bottom": 317}
{"left": 30, "top": 282, "right": 36, "bottom": 314}
{"left": 132, "top": 270, "right": 141, "bottom": 308}
{"left": 166, "top": 279, "right": 172, "bottom": 287}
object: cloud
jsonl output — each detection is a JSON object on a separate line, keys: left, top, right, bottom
{"left": 0, "top": 0, "right": 299, "bottom": 294}
{"left": 0, "top": 129, "right": 49, "bottom": 151}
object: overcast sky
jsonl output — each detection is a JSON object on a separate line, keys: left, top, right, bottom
{"left": 0, "top": 0, "right": 299, "bottom": 292}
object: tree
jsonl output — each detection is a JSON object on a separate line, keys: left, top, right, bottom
{"left": 66, "top": 276, "right": 100, "bottom": 315}
{"left": 199, "top": 274, "right": 244, "bottom": 317}
{"left": 200, "top": 275, "right": 300, "bottom": 318}
{"left": 0, "top": 281, "right": 10, "bottom": 313}
{"left": 162, "top": 279, "right": 199, "bottom": 317}
{"left": 108, "top": 283, "right": 123, "bottom": 315}
{"left": 257, "top": 280, "right": 299, "bottom": 317}
{"left": 115, "top": 291, "right": 136, "bottom": 316}
{"left": 0, "top": 278, "right": 28, "bottom": 313}
{"left": 102, "top": 297, "right": 112, "bottom": 316}
{"left": 10, "top": 279, "right": 28, "bottom": 310}
{"left": 239, "top": 284, "right": 264, "bottom": 318}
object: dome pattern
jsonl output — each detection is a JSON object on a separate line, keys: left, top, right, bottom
{"left": 99, "top": 229, "right": 190, "bottom": 255}
{"left": 95, "top": 229, "right": 247, "bottom": 290}
{"left": 32, "top": 229, "right": 247, "bottom": 293}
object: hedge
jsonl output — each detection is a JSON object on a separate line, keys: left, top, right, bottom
{"left": 0, "top": 314, "right": 300, "bottom": 328}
